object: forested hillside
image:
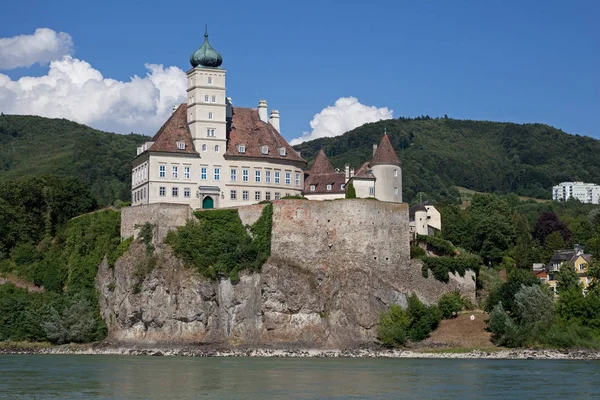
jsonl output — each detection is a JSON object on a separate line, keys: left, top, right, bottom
{"left": 0, "top": 114, "right": 148, "bottom": 205}
{"left": 293, "top": 117, "right": 600, "bottom": 204}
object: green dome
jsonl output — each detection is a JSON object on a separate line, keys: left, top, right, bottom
{"left": 190, "top": 28, "right": 223, "bottom": 68}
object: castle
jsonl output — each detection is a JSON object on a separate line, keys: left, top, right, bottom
{"left": 130, "top": 30, "right": 402, "bottom": 208}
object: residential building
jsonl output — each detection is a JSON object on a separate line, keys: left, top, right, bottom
{"left": 552, "top": 182, "right": 600, "bottom": 204}
{"left": 409, "top": 202, "right": 442, "bottom": 238}
{"left": 538, "top": 245, "right": 593, "bottom": 294}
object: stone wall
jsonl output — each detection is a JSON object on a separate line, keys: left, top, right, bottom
{"left": 121, "top": 203, "right": 192, "bottom": 243}
{"left": 101, "top": 199, "right": 476, "bottom": 348}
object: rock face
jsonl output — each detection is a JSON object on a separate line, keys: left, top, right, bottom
{"left": 97, "top": 200, "right": 475, "bottom": 349}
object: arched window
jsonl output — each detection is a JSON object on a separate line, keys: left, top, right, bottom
{"left": 215, "top": 145, "right": 220, "bottom": 152}
{"left": 204, "top": 95, "right": 209, "bottom": 102}
{"left": 212, "top": 95, "right": 216, "bottom": 103}
{"left": 202, "top": 144, "right": 207, "bottom": 152}
{"left": 208, "top": 112, "right": 213, "bottom": 120}
{"left": 208, "top": 77, "right": 212, "bottom": 84}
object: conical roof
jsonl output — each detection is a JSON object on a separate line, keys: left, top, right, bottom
{"left": 190, "top": 27, "right": 223, "bottom": 68}
{"left": 371, "top": 134, "right": 401, "bottom": 166}
{"left": 309, "top": 150, "right": 335, "bottom": 174}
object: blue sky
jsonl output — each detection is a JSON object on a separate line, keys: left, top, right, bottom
{"left": 0, "top": 0, "right": 598, "bottom": 142}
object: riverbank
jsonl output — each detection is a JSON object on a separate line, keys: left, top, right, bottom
{"left": 2, "top": 342, "right": 600, "bottom": 360}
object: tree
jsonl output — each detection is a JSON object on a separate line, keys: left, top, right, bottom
{"left": 556, "top": 262, "right": 582, "bottom": 294}
{"left": 345, "top": 183, "right": 356, "bottom": 199}
{"left": 534, "top": 212, "right": 571, "bottom": 245}
{"left": 543, "top": 231, "right": 566, "bottom": 262}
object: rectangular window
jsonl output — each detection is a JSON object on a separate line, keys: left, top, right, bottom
{"left": 393, "top": 169, "right": 398, "bottom": 177}
{"left": 285, "top": 172, "right": 291, "bottom": 185}
{"left": 242, "top": 169, "right": 249, "bottom": 182}
{"left": 394, "top": 187, "right": 399, "bottom": 195}
{"left": 159, "top": 165, "right": 166, "bottom": 178}
{"left": 172, "top": 166, "right": 178, "bottom": 178}
{"left": 159, "top": 186, "right": 166, "bottom": 196}
{"left": 172, "top": 187, "right": 179, "bottom": 197}
{"left": 326, "top": 184, "right": 332, "bottom": 191}
{"left": 265, "top": 171, "right": 271, "bottom": 183}
{"left": 230, "top": 169, "right": 237, "bottom": 181}
{"left": 214, "top": 168, "right": 220, "bottom": 181}
{"left": 295, "top": 173, "right": 300, "bottom": 186}
{"left": 177, "top": 141, "right": 185, "bottom": 150}
{"left": 201, "top": 167, "right": 207, "bottom": 180}
{"left": 275, "top": 192, "right": 281, "bottom": 200}
{"left": 274, "top": 172, "right": 280, "bottom": 184}
{"left": 184, "top": 166, "right": 190, "bottom": 179}
{"left": 369, "top": 187, "right": 375, "bottom": 196}
{"left": 265, "top": 192, "right": 271, "bottom": 200}
{"left": 255, "top": 170, "right": 261, "bottom": 183}
{"left": 184, "top": 187, "right": 191, "bottom": 198}
{"left": 255, "top": 191, "right": 261, "bottom": 201}
{"left": 242, "top": 190, "right": 249, "bottom": 201}
{"left": 230, "top": 190, "right": 237, "bottom": 200}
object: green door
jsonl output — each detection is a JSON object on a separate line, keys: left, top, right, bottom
{"left": 202, "top": 196, "right": 214, "bottom": 209}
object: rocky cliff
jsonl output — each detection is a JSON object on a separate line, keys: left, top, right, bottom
{"left": 96, "top": 200, "right": 475, "bottom": 349}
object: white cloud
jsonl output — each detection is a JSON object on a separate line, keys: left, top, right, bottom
{"left": 0, "top": 55, "right": 187, "bottom": 135}
{"left": 290, "top": 97, "right": 394, "bottom": 145}
{"left": 0, "top": 28, "right": 73, "bottom": 70}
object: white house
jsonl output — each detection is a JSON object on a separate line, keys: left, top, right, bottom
{"left": 552, "top": 181, "right": 600, "bottom": 204}
{"left": 409, "top": 202, "right": 441, "bottom": 238}
{"left": 130, "top": 30, "right": 306, "bottom": 209}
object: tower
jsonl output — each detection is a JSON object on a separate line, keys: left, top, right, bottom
{"left": 187, "top": 27, "right": 227, "bottom": 164}
{"left": 371, "top": 129, "right": 402, "bottom": 202}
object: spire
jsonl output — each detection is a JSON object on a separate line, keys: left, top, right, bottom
{"left": 190, "top": 26, "right": 223, "bottom": 68}
{"left": 309, "top": 150, "right": 335, "bottom": 174}
{"left": 371, "top": 133, "right": 401, "bottom": 166}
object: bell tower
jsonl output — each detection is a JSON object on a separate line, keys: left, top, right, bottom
{"left": 186, "top": 27, "right": 227, "bottom": 159}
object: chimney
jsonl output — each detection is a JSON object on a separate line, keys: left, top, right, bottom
{"left": 269, "top": 109, "right": 280, "bottom": 132}
{"left": 350, "top": 168, "right": 355, "bottom": 178}
{"left": 345, "top": 164, "right": 350, "bottom": 180}
{"left": 258, "top": 100, "right": 268, "bottom": 123}
{"left": 373, "top": 143, "right": 378, "bottom": 157}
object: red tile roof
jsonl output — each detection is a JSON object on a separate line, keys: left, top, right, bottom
{"left": 371, "top": 134, "right": 401, "bottom": 166}
{"left": 149, "top": 104, "right": 196, "bottom": 154}
{"left": 226, "top": 107, "right": 306, "bottom": 164}
{"left": 309, "top": 150, "right": 335, "bottom": 174}
{"left": 305, "top": 172, "right": 346, "bottom": 194}
{"left": 353, "top": 162, "right": 375, "bottom": 179}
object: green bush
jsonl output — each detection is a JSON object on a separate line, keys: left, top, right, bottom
{"left": 166, "top": 203, "right": 273, "bottom": 282}
{"left": 280, "top": 195, "right": 307, "bottom": 200}
{"left": 410, "top": 245, "right": 426, "bottom": 259}
{"left": 422, "top": 255, "right": 481, "bottom": 283}
{"left": 437, "top": 291, "right": 464, "bottom": 319}
{"left": 345, "top": 183, "right": 356, "bottom": 199}
{"left": 107, "top": 236, "right": 133, "bottom": 268}
{"left": 416, "top": 235, "right": 457, "bottom": 256}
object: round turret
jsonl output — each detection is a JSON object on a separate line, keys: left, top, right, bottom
{"left": 190, "top": 27, "right": 223, "bottom": 68}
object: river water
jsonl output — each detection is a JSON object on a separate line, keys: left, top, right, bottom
{"left": 1, "top": 355, "right": 599, "bottom": 399}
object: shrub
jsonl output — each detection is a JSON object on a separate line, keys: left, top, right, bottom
{"left": 437, "top": 291, "right": 463, "bottom": 319}
{"left": 416, "top": 235, "right": 457, "bottom": 256}
{"left": 107, "top": 236, "right": 133, "bottom": 268}
{"left": 410, "top": 244, "right": 426, "bottom": 259}
{"left": 345, "top": 183, "right": 356, "bottom": 199}
{"left": 135, "top": 222, "right": 155, "bottom": 255}
{"left": 422, "top": 255, "right": 481, "bottom": 283}
{"left": 280, "top": 195, "right": 307, "bottom": 200}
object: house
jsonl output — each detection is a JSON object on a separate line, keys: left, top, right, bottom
{"left": 130, "top": 29, "right": 306, "bottom": 209}
{"left": 303, "top": 132, "right": 403, "bottom": 203}
{"left": 409, "top": 202, "right": 442, "bottom": 238}
{"left": 538, "top": 245, "right": 593, "bottom": 294}
{"left": 552, "top": 181, "right": 600, "bottom": 204}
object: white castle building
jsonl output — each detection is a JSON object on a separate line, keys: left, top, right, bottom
{"left": 552, "top": 182, "right": 600, "bottom": 204}
{"left": 130, "top": 30, "right": 403, "bottom": 209}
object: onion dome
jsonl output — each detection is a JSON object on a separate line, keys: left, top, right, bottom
{"left": 190, "top": 26, "right": 223, "bottom": 68}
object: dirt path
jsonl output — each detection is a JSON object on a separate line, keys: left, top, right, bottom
{"left": 416, "top": 311, "right": 495, "bottom": 349}
{"left": 0, "top": 273, "right": 44, "bottom": 293}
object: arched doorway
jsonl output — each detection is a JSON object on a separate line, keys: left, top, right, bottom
{"left": 202, "top": 196, "right": 214, "bottom": 209}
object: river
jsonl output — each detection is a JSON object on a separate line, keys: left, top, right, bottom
{"left": 1, "top": 355, "right": 599, "bottom": 399}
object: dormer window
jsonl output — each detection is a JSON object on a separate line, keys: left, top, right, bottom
{"left": 238, "top": 144, "right": 246, "bottom": 153}
{"left": 327, "top": 184, "right": 332, "bottom": 191}
{"left": 279, "top": 148, "right": 286, "bottom": 156}
{"left": 310, "top": 185, "right": 316, "bottom": 192}
{"left": 177, "top": 141, "right": 185, "bottom": 150}
{"left": 261, "top": 146, "right": 269, "bottom": 155}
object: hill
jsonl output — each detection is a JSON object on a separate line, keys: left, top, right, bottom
{"left": 0, "top": 114, "right": 148, "bottom": 205}
{"left": 293, "top": 117, "right": 600, "bottom": 204}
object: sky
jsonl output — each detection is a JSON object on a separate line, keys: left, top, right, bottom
{"left": 0, "top": 0, "right": 598, "bottom": 144}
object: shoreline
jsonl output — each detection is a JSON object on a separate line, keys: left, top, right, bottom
{"left": 2, "top": 343, "right": 600, "bottom": 360}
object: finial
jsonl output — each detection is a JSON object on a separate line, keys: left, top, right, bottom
{"left": 205, "top": 25, "right": 208, "bottom": 38}
{"left": 384, "top": 125, "right": 387, "bottom": 135}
